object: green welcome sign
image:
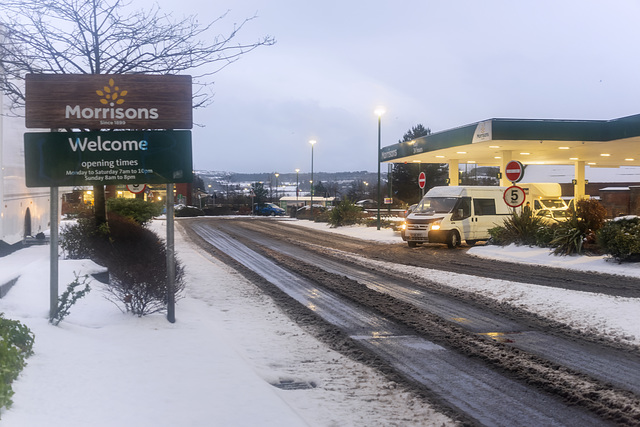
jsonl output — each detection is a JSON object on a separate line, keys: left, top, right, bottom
{"left": 24, "top": 130, "right": 193, "bottom": 187}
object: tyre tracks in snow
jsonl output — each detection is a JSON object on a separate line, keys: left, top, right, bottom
{"left": 181, "top": 218, "right": 640, "bottom": 426}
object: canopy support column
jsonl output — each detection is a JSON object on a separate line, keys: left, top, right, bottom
{"left": 574, "top": 161, "right": 587, "bottom": 200}
{"left": 448, "top": 159, "right": 459, "bottom": 186}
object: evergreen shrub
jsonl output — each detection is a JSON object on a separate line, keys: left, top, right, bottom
{"left": 488, "top": 208, "right": 546, "bottom": 246}
{"left": 328, "top": 200, "right": 363, "bottom": 227}
{"left": 549, "top": 199, "right": 606, "bottom": 256}
{"left": 175, "top": 205, "right": 205, "bottom": 217}
{"left": 597, "top": 217, "right": 640, "bottom": 262}
{"left": 0, "top": 313, "right": 34, "bottom": 413}
{"left": 107, "top": 198, "right": 163, "bottom": 225}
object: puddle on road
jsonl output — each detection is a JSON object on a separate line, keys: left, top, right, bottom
{"left": 271, "top": 380, "right": 317, "bottom": 390}
{"left": 478, "top": 331, "right": 520, "bottom": 343}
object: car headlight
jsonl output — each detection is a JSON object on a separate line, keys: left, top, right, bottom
{"left": 400, "top": 222, "right": 407, "bottom": 230}
{"left": 430, "top": 221, "right": 441, "bottom": 231}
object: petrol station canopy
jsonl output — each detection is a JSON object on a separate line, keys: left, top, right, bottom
{"left": 380, "top": 113, "right": 640, "bottom": 197}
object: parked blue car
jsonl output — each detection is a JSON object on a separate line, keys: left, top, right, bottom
{"left": 254, "top": 203, "right": 286, "bottom": 216}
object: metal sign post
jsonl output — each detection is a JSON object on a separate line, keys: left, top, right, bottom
{"left": 166, "top": 184, "right": 175, "bottom": 323}
{"left": 49, "top": 186, "right": 58, "bottom": 320}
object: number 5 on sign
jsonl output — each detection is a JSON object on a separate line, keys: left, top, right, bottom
{"left": 503, "top": 185, "right": 526, "bottom": 208}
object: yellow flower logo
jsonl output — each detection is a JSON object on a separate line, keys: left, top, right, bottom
{"left": 96, "top": 78, "right": 127, "bottom": 106}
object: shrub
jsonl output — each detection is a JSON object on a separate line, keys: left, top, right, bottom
{"left": 549, "top": 215, "right": 586, "bottom": 255}
{"left": 489, "top": 208, "right": 546, "bottom": 246}
{"left": 597, "top": 217, "right": 640, "bottom": 262}
{"left": 60, "top": 217, "right": 100, "bottom": 260}
{"left": 328, "top": 200, "right": 363, "bottom": 227}
{"left": 60, "top": 214, "right": 185, "bottom": 316}
{"left": 107, "top": 198, "right": 163, "bottom": 225}
{"left": 175, "top": 205, "right": 205, "bottom": 217}
{"left": 97, "top": 215, "right": 185, "bottom": 316}
{"left": 0, "top": 313, "right": 34, "bottom": 413}
{"left": 313, "top": 210, "right": 330, "bottom": 223}
{"left": 548, "top": 199, "right": 606, "bottom": 256}
{"left": 296, "top": 206, "right": 326, "bottom": 221}
{"left": 50, "top": 273, "right": 91, "bottom": 326}
{"left": 361, "top": 216, "right": 396, "bottom": 229}
{"left": 575, "top": 198, "right": 607, "bottom": 231}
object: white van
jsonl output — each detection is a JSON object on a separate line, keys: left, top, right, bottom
{"left": 519, "top": 183, "right": 570, "bottom": 222}
{"left": 401, "top": 186, "right": 512, "bottom": 248}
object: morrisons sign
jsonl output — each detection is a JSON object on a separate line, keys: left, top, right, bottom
{"left": 24, "top": 130, "right": 193, "bottom": 187}
{"left": 25, "top": 74, "right": 192, "bottom": 129}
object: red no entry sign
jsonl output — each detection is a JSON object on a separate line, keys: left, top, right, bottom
{"left": 505, "top": 160, "right": 524, "bottom": 182}
{"left": 418, "top": 172, "right": 426, "bottom": 189}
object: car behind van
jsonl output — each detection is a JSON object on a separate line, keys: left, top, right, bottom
{"left": 254, "top": 203, "right": 286, "bottom": 216}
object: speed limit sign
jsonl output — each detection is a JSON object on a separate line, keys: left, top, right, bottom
{"left": 126, "top": 184, "right": 147, "bottom": 194}
{"left": 503, "top": 185, "right": 526, "bottom": 208}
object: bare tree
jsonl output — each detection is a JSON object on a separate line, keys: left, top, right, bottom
{"left": 0, "top": 0, "right": 275, "bottom": 222}
{"left": 1, "top": 0, "right": 275, "bottom": 111}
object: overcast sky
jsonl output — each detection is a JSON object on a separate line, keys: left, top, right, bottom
{"left": 150, "top": 0, "right": 640, "bottom": 174}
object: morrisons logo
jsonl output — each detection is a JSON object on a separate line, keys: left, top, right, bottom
{"left": 64, "top": 78, "right": 158, "bottom": 121}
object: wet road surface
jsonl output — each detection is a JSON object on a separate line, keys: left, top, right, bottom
{"left": 181, "top": 218, "right": 640, "bottom": 426}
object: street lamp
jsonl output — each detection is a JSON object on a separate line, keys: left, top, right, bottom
{"left": 275, "top": 173, "right": 279, "bottom": 201}
{"left": 374, "top": 107, "right": 385, "bottom": 230}
{"left": 295, "top": 168, "right": 300, "bottom": 202}
{"left": 309, "top": 140, "right": 316, "bottom": 216}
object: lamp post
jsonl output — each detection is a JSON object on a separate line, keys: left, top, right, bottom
{"left": 295, "top": 168, "right": 300, "bottom": 203}
{"left": 309, "top": 140, "right": 316, "bottom": 216}
{"left": 275, "top": 172, "right": 279, "bottom": 202}
{"left": 374, "top": 107, "right": 385, "bottom": 230}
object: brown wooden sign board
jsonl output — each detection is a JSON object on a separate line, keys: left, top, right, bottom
{"left": 25, "top": 74, "right": 192, "bottom": 129}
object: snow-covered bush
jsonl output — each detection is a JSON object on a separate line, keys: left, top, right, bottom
{"left": 60, "top": 214, "right": 185, "bottom": 316}
{"left": 106, "top": 198, "right": 163, "bottom": 225}
{"left": 98, "top": 215, "right": 186, "bottom": 316}
{"left": 328, "top": 200, "right": 364, "bottom": 227}
{"left": 175, "top": 205, "right": 205, "bottom": 217}
{"left": 597, "top": 216, "right": 640, "bottom": 262}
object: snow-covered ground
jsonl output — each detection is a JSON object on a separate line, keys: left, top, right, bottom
{"left": 0, "top": 217, "right": 638, "bottom": 426}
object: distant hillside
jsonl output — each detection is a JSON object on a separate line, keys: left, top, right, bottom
{"left": 196, "top": 170, "right": 379, "bottom": 183}
{"left": 195, "top": 170, "right": 381, "bottom": 199}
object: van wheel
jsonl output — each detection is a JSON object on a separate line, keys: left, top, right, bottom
{"left": 407, "top": 241, "right": 418, "bottom": 248}
{"left": 446, "top": 231, "right": 460, "bottom": 248}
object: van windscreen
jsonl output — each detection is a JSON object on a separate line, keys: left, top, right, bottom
{"left": 415, "top": 197, "right": 459, "bottom": 214}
